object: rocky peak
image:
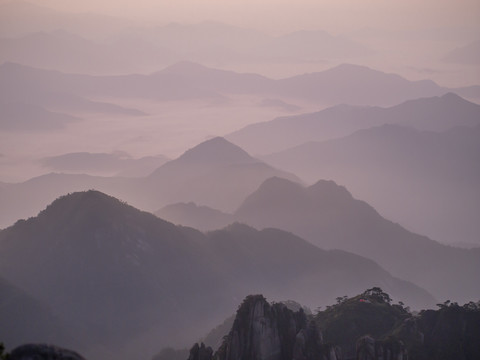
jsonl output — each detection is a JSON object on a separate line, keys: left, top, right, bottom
{"left": 188, "top": 343, "right": 214, "bottom": 360}
{"left": 190, "top": 295, "right": 341, "bottom": 360}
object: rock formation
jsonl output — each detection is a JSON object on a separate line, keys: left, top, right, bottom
{"left": 356, "top": 336, "right": 407, "bottom": 360}
{"left": 188, "top": 343, "right": 214, "bottom": 360}
{"left": 191, "top": 294, "right": 341, "bottom": 360}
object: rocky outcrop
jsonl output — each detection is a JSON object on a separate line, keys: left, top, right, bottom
{"left": 188, "top": 343, "right": 213, "bottom": 360}
{"left": 356, "top": 336, "right": 407, "bottom": 360}
{"left": 207, "top": 295, "right": 341, "bottom": 360}
{"left": 9, "top": 344, "right": 86, "bottom": 360}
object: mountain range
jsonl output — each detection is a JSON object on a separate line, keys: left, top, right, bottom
{"left": 0, "top": 190, "right": 434, "bottom": 360}
{"left": 0, "top": 2, "right": 372, "bottom": 74}
{"left": 227, "top": 93, "right": 480, "bottom": 155}
{"left": 158, "top": 176, "right": 480, "bottom": 303}
{"left": 1, "top": 61, "right": 474, "bottom": 113}
{"left": 0, "top": 137, "right": 298, "bottom": 229}
{"left": 262, "top": 123, "right": 480, "bottom": 246}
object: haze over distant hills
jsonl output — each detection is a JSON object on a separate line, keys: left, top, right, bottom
{"left": 40, "top": 152, "right": 169, "bottom": 177}
{"left": 263, "top": 124, "right": 480, "bottom": 246}
{"left": 228, "top": 93, "right": 480, "bottom": 155}
{"left": 139, "top": 137, "right": 300, "bottom": 212}
{"left": 0, "top": 137, "right": 297, "bottom": 228}
{"left": 1, "top": 61, "right": 472, "bottom": 110}
{"left": 0, "top": 190, "right": 434, "bottom": 360}
{"left": 1, "top": 1, "right": 479, "bottom": 358}
{"left": 443, "top": 39, "right": 480, "bottom": 65}
{"left": 0, "top": 102, "right": 80, "bottom": 131}
{"left": 158, "top": 176, "right": 480, "bottom": 303}
{"left": 0, "top": 1, "right": 372, "bottom": 74}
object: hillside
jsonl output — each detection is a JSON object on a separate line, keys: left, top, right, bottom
{"left": 140, "top": 137, "right": 301, "bottom": 212}
{"left": 0, "top": 137, "right": 297, "bottom": 228}
{"left": 263, "top": 124, "right": 480, "bottom": 246}
{"left": 0, "top": 190, "right": 435, "bottom": 359}
{"left": 184, "top": 290, "right": 480, "bottom": 360}
{"left": 234, "top": 177, "right": 480, "bottom": 303}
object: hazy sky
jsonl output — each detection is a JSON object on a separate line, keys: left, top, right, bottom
{"left": 11, "top": 0, "right": 480, "bottom": 34}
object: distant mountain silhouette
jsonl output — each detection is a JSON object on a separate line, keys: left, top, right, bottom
{"left": 0, "top": 102, "right": 80, "bottom": 131}
{"left": 40, "top": 152, "right": 169, "bottom": 177}
{"left": 0, "top": 1, "right": 132, "bottom": 39}
{"left": 0, "top": 3, "right": 371, "bottom": 74}
{"left": 1, "top": 61, "right": 470, "bottom": 110}
{"left": 234, "top": 177, "right": 480, "bottom": 303}
{"left": 154, "top": 61, "right": 271, "bottom": 94}
{"left": 443, "top": 39, "right": 480, "bottom": 64}
{"left": 228, "top": 93, "right": 480, "bottom": 154}
{"left": 0, "top": 190, "right": 434, "bottom": 360}
{"left": 276, "top": 63, "right": 445, "bottom": 106}
{"left": 0, "top": 137, "right": 298, "bottom": 228}
{"left": 141, "top": 137, "right": 300, "bottom": 212}
{"left": 263, "top": 124, "right": 480, "bottom": 246}
{"left": 156, "top": 202, "right": 233, "bottom": 232}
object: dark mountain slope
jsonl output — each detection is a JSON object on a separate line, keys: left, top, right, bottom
{"left": 0, "top": 276, "right": 72, "bottom": 351}
{"left": 0, "top": 191, "right": 435, "bottom": 359}
{"left": 205, "top": 223, "right": 434, "bottom": 310}
{"left": 0, "top": 190, "right": 225, "bottom": 359}
{"left": 234, "top": 177, "right": 480, "bottom": 303}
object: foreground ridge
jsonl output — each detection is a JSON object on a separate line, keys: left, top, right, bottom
{"left": 185, "top": 289, "right": 480, "bottom": 360}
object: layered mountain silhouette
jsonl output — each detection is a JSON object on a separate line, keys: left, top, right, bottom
{"left": 0, "top": 2, "right": 371, "bottom": 73}
{"left": 140, "top": 137, "right": 300, "bottom": 212}
{"left": 263, "top": 124, "right": 480, "bottom": 246}
{"left": 0, "top": 137, "right": 297, "bottom": 232}
{"left": 1, "top": 61, "right": 471, "bottom": 111}
{"left": 0, "top": 190, "right": 434, "bottom": 360}
{"left": 158, "top": 176, "right": 480, "bottom": 303}
{"left": 227, "top": 93, "right": 480, "bottom": 154}
{"left": 235, "top": 177, "right": 480, "bottom": 302}
{"left": 40, "top": 152, "right": 169, "bottom": 177}
{"left": 156, "top": 202, "right": 233, "bottom": 232}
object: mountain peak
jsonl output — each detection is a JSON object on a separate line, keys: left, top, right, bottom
{"left": 308, "top": 179, "right": 354, "bottom": 202}
{"left": 37, "top": 190, "right": 132, "bottom": 223}
{"left": 256, "top": 176, "right": 303, "bottom": 192}
{"left": 176, "top": 137, "right": 256, "bottom": 165}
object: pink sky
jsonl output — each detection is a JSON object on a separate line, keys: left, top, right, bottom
{"left": 6, "top": 0, "right": 480, "bottom": 34}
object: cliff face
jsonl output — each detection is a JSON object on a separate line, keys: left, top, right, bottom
{"left": 356, "top": 336, "right": 407, "bottom": 360}
{"left": 190, "top": 294, "right": 341, "bottom": 360}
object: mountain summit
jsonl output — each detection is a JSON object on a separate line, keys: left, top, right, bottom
{"left": 175, "top": 136, "right": 256, "bottom": 165}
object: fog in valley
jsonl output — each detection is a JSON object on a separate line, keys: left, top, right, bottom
{"left": 0, "top": 1, "right": 479, "bottom": 360}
